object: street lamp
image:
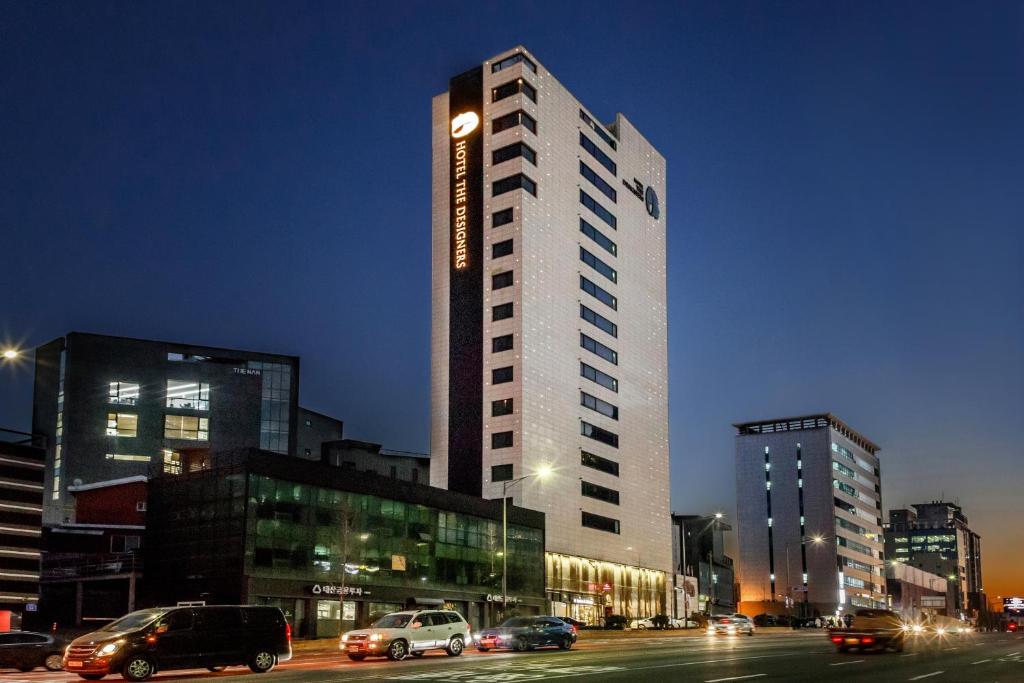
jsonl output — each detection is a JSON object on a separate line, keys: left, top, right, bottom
{"left": 1, "top": 349, "right": 19, "bottom": 360}
{"left": 501, "top": 465, "right": 551, "bottom": 619}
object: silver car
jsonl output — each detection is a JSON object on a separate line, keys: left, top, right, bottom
{"left": 707, "top": 614, "right": 755, "bottom": 636}
{"left": 341, "top": 610, "right": 471, "bottom": 661}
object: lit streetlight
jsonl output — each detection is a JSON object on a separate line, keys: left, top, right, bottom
{"left": 501, "top": 465, "right": 551, "bottom": 618}
{"left": 2, "top": 349, "right": 20, "bottom": 360}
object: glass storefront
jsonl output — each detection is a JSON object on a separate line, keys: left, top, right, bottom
{"left": 546, "top": 552, "right": 667, "bottom": 625}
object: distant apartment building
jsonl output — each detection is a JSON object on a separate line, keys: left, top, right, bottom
{"left": 431, "top": 46, "right": 671, "bottom": 623}
{"left": 735, "top": 414, "right": 886, "bottom": 616}
{"left": 32, "top": 332, "right": 299, "bottom": 524}
{"left": 0, "top": 429, "right": 45, "bottom": 624}
{"left": 885, "top": 502, "right": 983, "bottom": 616}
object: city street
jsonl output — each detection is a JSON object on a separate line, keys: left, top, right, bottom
{"left": 1, "top": 631, "right": 1021, "bottom": 683}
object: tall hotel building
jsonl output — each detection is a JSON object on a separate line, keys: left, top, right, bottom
{"left": 431, "top": 47, "right": 671, "bottom": 621}
{"left": 734, "top": 414, "right": 887, "bottom": 616}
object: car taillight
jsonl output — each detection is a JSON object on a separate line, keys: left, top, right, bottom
{"left": 831, "top": 636, "right": 843, "bottom": 643}
{"left": 722, "top": 619, "right": 730, "bottom": 624}
{"left": 285, "top": 622, "right": 292, "bottom": 643}
{"left": 571, "top": 625, "right": 578, "bottom": 634}
{"left": 862, "top": 636, "right": 874, "bottom": 644}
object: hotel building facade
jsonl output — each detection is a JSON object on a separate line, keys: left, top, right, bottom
{"left": 430, "top": 47, "right": 671, "bottom": 622}
{"left": 734, "top": 414, "right": 887, "bottom": 617}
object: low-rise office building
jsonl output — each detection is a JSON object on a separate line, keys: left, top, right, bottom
{"left": 321, "top": 439, "right": 430, "bottom": 485}
{"left": 146, "top": 449, "right": 545, "bottom": 638}
{"left": 885, "top": 562, "right": 950, "bottom": 620}
{"left": 0, "top": 429, "right": 45, "bottom": 627}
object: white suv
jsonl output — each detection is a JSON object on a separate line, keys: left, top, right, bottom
{"left": 341, "top": 610, "right": 471, "bottom": 661}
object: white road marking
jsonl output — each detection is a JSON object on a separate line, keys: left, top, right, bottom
{"left": 705, "top": 675, "right": 767, "bottom": 683}
{"left": 900, "top": 652, "right": 920, "bottom": 657}
{"left": 830, "top": 659, "right": 865, "bottom": 665}
{"left": 908, "top": 673, "right": 944, "bottom": 681}
{"left": 971, "top": 659, "right": 991, "bottom": 664}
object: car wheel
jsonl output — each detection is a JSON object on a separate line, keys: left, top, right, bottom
{"left": 347, "top": 653, "right": 366, "bottom": 661}
{"left": 559, "top": 635, "right": 573, "bottom": 650}
{"left": 446, "top": 636, "right": 464, "bottom": 657}
{"left": 513, "top": 636, "right": 529, "bottom": 652}
{"left": 248, "top": 649, "right": 276, "bottom": 673}
{"left": 44, "top": 653, "right": 64, "bottom": 671}
{"left": 637, "top": 624, "right": 647, "bottom": 630}
{"left": 411, "top": 651, "right": 424, "bottom": 657}
{"left": 208, "top": 665, "right": 227, "bottom": 671}
{"left": 122, "top": 655, "right": 155, "bottom": 682}
{"left": 387, "top": 639, "right": 408, "bottom": 661}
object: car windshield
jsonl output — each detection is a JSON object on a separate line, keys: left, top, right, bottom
{"left": 500, "top": 618, "right": 534, "bottom": 627}
{"left": 372, "top": 613, "right": 413, "bottom": 629}
{"left": 100, "top": 609, "right": 166, "bottom": 632}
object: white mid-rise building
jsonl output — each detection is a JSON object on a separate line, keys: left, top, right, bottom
{"left": 430, "top": 46, "right": 671, "bottom": 622}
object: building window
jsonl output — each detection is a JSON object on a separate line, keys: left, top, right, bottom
{"left": 580, "top": 304, "right": 618, "bottom": 338}
{"left": 492, "top": 366, "right": 514, "bottom": 384}
{"left": 492, "top": 77, "right": 537, "bottom": 103}
{"left": 580, "top": 218, "right": 617, "bottom": 256}
{"left": 582, "top": 510, "right": 620, "bottom": 534}
{"left": 492, "top": 431, "right": 513, "bottom": 449}
{"left": 580, "top": 161, "right": 617, "bottom": 202}
{"left": 305, "top": 418, "right": 312, "bottom": 426}
{"left": 492, "top": 52, "right": 537, "bottom": 74}
{"left": 493, "top": 208, "right": 514, "bottom": 228}
{"left": 580, "top": 246, "right": 617, "bottom": 282}
{"left": 105, "top": 453, "right": 150, "bottom": 462}
{"left": 579, "top": 109, "right": 617, "bottom": 150}
{"left": 492, "top": 239, "right": 514, "bottom": 258}
{"left": 580, "top": 362, "right": 618, "bottom": 392}
{"left": 492, "top": 110, "right": 537, "bottom": 135}
{"left": 580, "top": 333, "right": 618, "bottom": 365}
{"left": 834, "top": 480, "right": 858, "bottom": 498}
{"left": 833, "top": 461, "right": 857, "bottom": 479}
{"left": 492, "top": 398, "right": 514, "bottom": 416}
{"left": 580, "top": 190, "right": 616, "bottom": 229}
{"left": 580, "top": 275, "right": 617, "bottom": 310}
{"left": 162, "top": 449, "right": 182, "bottom": 475}
{"left": 580, "top": 132, "right": 617, "bottom": 175}
{"left": 492, "top": 303, "right": 513, "bottom": 321}
{"left": 492, "top": 463, "right": 514, "bottom": 481}
{"left": 106, "top": 413, "right": 138, "bottom": 437}
{"left": 581, "top": 480, "right": 620, "bottom": 505}
{"left": 167, "top": 352, "right": 210, "bottom": 362}
{"left": 492, "top": 271, "right": 514, "bottom": 290}
{"left": 136, "top": 501, "right": 147, "bottom": 512}
{"left": 166, "top": 380, "right": 210, "bottom": 410}
{"left": 493, "top": 173, "right": 537, "bottom": 197}
{"left": 164, "top": 415, "right": 209, "bottom": 441}
{"left": 248, "top": 361, "right": 291, "bottom": 454}
{"left": 493, "top": 142, "right": 537, "bottom": 166}
{"left": 492, "top": 334, "right": 514, "bottom": 352}
{"left": 581, "top": 450, "right": 619, "bottom": 476}
{"left": 108, "top": 381, "right": 140, "bottom": 406}
{"left": 581, "top": 391, "right": 618, "bottom": 420}
{"left": 581, "top": 420, "right": 618, "bottom": 447}
{"left": 110, "top": 534, "right": 141, "bottom": 553}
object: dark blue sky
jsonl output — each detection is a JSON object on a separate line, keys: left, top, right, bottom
{"left": 2, "top": 2, "right": 1021, "bottom": 593}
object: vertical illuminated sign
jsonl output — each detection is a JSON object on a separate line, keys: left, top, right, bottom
{"left": 447, "top": 67, "right": 484, "bottom": 497}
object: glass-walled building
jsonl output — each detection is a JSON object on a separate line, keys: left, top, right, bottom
{"left": 146, "top": 449, "right": 545, "bottom": 638}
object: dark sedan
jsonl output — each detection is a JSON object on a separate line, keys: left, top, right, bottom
{"left": 0, "top": 631, "right": 65, "bottom": 672}
{"left": 476, "top": 616, "right": 577, "bottom": 652}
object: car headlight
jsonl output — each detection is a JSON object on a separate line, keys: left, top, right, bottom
{"left": 369, "top": 633, "right": 382, "bottom": 641}
{"left": 912, "top": 625, "right": 923, "bottom": 633}
{"left": 936, "top": 628, "right": 946, "bottom": 636}
{"left": 341, "top": 634, "right": 348, "bottom": 643}
{"left": 97, "top": 641, "right": 121, "bottom": 656}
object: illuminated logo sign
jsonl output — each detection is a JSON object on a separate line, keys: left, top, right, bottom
{"left": 1005, "top": 597, "right": 1024, "bottom": 612}
{"left": 622, "top": 177, "right": 661, "bottom": 220}
{"left": 450, "top": 111, "right": 480, "bottom": 139}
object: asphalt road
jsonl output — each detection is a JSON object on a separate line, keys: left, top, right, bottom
{"left": 2, "top": 631, "right": 1022, "bottom": 682}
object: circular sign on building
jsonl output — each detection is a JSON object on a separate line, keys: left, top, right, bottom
{"left": 645, "top": 185, "right": 660, "bottom": 219}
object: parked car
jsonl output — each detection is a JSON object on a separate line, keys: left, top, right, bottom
{"left": 828, "top": 608, "right": 904, "bottom": 653}
{"left": 753, "top": 613, "right": 794, "bottom": 627}
{"left": 667, "top": 618, "right": 700, "bottom": 628}
{"left": 341, "top": 609, "right": 471, "bottom": 661}
{"left": 0, "top": 631, "right": 65, "bottom": 672}
{"left": 707, "top": 614, "right": 755, "bottom": 636}
{"left": 603, "top": 615, "right": 627, "bottom": 630}
{"left": 629, "top": 617, "right": 657, "bottom": 630}
{"left": 63, "top": 605, "right": 291, "bottom": 681}
{"left": 557, "top": 616, "right": 587, "bottom": 630}
{"left": 476, "top": 616, "right": 577, "bottom": 652}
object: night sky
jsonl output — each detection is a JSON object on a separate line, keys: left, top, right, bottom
{"left": 1, "top": 2, "right": 1021, "bottom": 596}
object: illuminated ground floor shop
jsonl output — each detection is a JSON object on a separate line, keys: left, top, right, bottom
{"left": 545, "top": 552, "right": 668, "bottom": 626}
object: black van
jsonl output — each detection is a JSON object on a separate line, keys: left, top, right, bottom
{"left": 63, "top": 605, "right": 291, "bottom": 681}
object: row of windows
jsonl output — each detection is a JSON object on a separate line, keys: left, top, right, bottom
{"left": 834, "top": 480, "right": 858, "bottom": 498}
{"left": 832, "top": 442, "right": 856, "bottom": 464}
{"left": 493, "top": 142, "right": 536, "bottom": 166}
{"left": 493, "top": 110, "right": 536, "bottom": 135}
{"left": 581, "top": 304, "right": 617, "bottom": 338}
{"left": 580, "top": 190, "right": 616, "bottom": 229}
{"left": 580, "top": 161, "right": 616, "bottom": 202}
{"left": 581, "top": 480, "right": 619, "bottom": 505}
{"left": 581, "top": 420, "right": 618, "bottom": 448}
{"left": 109, "top": 380, "right": 210, "bottom": 411}
{"left": 494, "top": 173, "right": 537, "bottom": 197}
{"left": 579, "top": 109, "right": 617, "bottom": 150}
{"left": 833, "top": 460, "right": 856, "bottom": 479}
{"left": 581, "top": 391, "right": 618, "bottom": 420}
{"left": 492, "top": 77, "right": 536, "bottom": 104}
{"left": 493, "top": 52, "right": 537, "bottom": 74}
{"left": 581, "top": 450, "right": 619, "bottom": 476}
{"left": 580, "top": 333, "right": 618, "bottom": 365}
{"left": 579, "top": 132, "right": 616, "bottom": 175}
{"left": 581, "top": 510, "right": 619, "bottom": 534}
{"left": 581, "top": 361, "right": 618, "bottom": 393}
{"left": 106, "top": 413, "right": 209, "bottom": 441}
{"left": 838, "top": 535, "right": 876, "bottom": 558}
{"left": 580, "top": 275, "right": 616, "bottom": 310}
{"left": 580, "top": 218, "right": 617, "bottom": 256}
{"left": 580, "top": 247, "right": 617, "bottom": 283}
{"left": 836, "top": 515, "right": 868, "bottom": 536}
